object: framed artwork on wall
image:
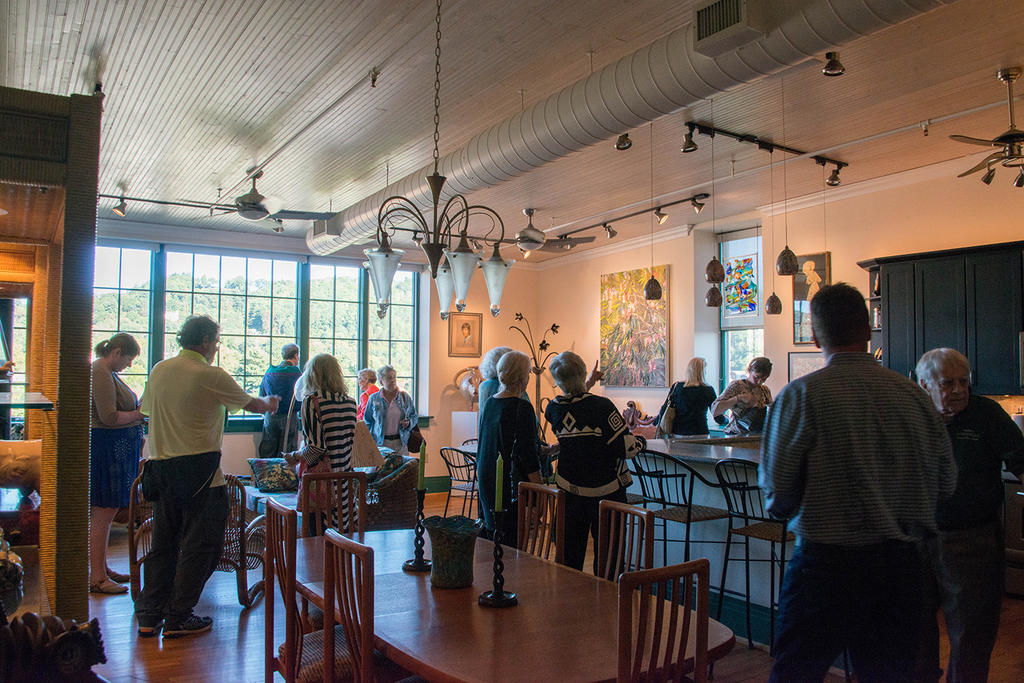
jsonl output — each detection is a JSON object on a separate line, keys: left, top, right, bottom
{"left": 723, "top": 253, "right": 759, "bottom": 318}
{"left": 448, "top": 312, "right": 482, "bottom": 358}
{"left": 599, "top": 265, "right": 669, "bottom": 387}
{"left": 788, "top": 351, "right": 826, "bottom": 381}
{"left": 793, "top": 251, "right": 831, "bottom": 344}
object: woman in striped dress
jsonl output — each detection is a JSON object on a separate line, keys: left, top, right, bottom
{"left": 293, "top": 354, "right": 357, "bottom": 529}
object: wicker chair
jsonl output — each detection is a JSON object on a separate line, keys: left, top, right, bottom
{"left": 364, "top": 456, "right": 419, "bottom": 530}
{"left": 128, "top": 469, "right": 266, "bottom": 608}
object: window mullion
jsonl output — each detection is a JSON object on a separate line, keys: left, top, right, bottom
{"left": 358, "top": 265, "right": 368, "bottom": 371}
{"left": 298, "top": 260, "right": 310, "bottom": 365}
{"left": 150, "top": 246, "right": 167, "bottom": 370}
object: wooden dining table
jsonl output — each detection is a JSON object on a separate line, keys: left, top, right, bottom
{"left": 293, "top": 528, "right": 735, "bottom": 682}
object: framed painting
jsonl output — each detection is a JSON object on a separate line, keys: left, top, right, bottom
{"left": 599, "top": 265, "right": 668, "bottom": 387}
{"left": 793, "top": 251, "right": 831, "bottom": 344}
{"left": 788, "top": 351, "right": 826, "bottom": 381}
{"left": 723, "top": 253, "right": 759, "bottom": 318}
{"left": 448, "top": 312, "right": 482, "bottom": 358}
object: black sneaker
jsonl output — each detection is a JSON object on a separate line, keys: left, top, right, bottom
{"left": 137, "top": 619, "right": 162, "bottom": 638}
{"left": 162, "top": 615, "right": 213, "bottom": 638}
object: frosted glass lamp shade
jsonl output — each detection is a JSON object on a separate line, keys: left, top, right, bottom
{"left": 481, "top": 247, "right": 513, "bottom": 317}
{"left": 444, "top": 247, "right": 481, "bottom": 313}
{"left": 364, "top": 243, "right": 405, "bottom": 314}
{"left": 434, "top": 261, "right": 455, "bottom": 320}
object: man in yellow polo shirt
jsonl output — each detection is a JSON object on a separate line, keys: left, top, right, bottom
{"left": 135, "top": 315, "right": 279, "bottom": 639}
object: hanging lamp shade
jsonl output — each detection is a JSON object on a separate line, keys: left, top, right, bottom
{"left": 444, "top": 233, "right": 481, "bottom": 313}
{"left": 776, "top": 245, "right": 799, "bottom": 275}
{"left": 644, "top": 274, "right": 663, "bottom": 301}
{"left": 363, "top": 234, "right": 405, "bottom": 318}
{"left": 434, "top": 258, "right": 455, "bottom": 320}
{"left": 480, "top": 244, "right": 513, "bottom": 317}
{"left": 705, "top": 285, "right": 722, "bottom": 307}
{"left": 765, "top": 292, "right": 783, "bottom": 315}
{"left": 705, "top": 257, "right": 725, "bottom": 284}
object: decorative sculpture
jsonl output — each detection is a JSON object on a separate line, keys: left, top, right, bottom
{"left": 622, "top": 401, "right": 658, "bottom": 440}
{"left": 0, "top": 608, "right": 107, "bottom": 681}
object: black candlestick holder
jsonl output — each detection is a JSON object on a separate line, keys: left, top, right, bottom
{"left": 403, "top": 488, "right": 431, "bottom": 573}
{"left": 479, "top": 510, "right": 517, "bottom": 607}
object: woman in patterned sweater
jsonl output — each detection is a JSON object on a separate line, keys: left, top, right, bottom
{"left": 291, "top": 353, "right": 357, "bottom": 528}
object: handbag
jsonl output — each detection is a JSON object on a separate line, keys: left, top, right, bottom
{"left": 658, "top": 383, "right": 679, "bottom": 435}
{"left": 406, "top": 425, "right": 425, "bottom": 454}
{"left": 284, "top": 394, "right": 333, "bottom": 511}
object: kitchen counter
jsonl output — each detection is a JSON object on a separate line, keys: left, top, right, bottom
{"left": 670, "top": 434, "right": 762, "bottom": 448}
{"left": 644, "top": 438, "right": 760, "bottom": 465}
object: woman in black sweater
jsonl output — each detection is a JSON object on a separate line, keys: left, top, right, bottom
{"left": 656, "top": 357, "right": 723, "bottom": 436}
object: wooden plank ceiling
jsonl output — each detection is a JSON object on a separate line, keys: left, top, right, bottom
{"left": 0, "top": 0, "right": 1021, "bottom": 260}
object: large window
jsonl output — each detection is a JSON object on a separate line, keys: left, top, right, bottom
{"left": 165, "top": 252, "right": 299, "bottom": 395}
{"left": 93, "top": 246, "right": 153, "bottom": 395}
{"left": 367, "top": 270, "right": 416, "bottom": 392}
{"left": 309, "top": 263, "right": 361, "bottom": 379}
{"left": 718, "top": 231, "right": 764, "bottom": 388}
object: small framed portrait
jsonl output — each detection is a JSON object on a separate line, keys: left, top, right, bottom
{"left": 793, "top": 252, "right": 831, "bottom": 344}
{"left": 448, "top": 312, "right": 483, "bottom": 358}
{"left": 788, "top": 351, "right": 826, "bottom": 382}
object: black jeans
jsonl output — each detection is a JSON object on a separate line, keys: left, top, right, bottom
{"left": 258, "top": 412, "right": 298, "bottom": 459}
{"left": 769, "top": 539, "right": 923, "bottom": 683}
{"left": 134, "top": 452, "right": 229, "bottom": 626}
{"left": 562, "top": 487, "right": 627, "bottom": 573}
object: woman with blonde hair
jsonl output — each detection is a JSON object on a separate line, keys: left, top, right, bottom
{"left": 656, "top": 357, "right": 722, "bottom": 437}
{"left": 90, "top": 332, "right": 145, "bottom": 594}
{"left": 289, "top": 353, "right": 357, "bottom": 472}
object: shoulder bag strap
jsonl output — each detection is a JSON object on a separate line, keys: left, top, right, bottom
{"left": 282, "top": 393, "right": 296, "bottom": 454}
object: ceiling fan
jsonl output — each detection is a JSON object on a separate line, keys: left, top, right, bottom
{"left": 221, "top": 170, "right": 337, "bottom": 222}
{"left": 951, "top": 67, "right": 1024, "bottom": 185}
{"left": 514, "top": 208, "right": 596, "bottom": 253}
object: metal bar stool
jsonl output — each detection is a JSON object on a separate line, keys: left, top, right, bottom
{"left": 439, "top": 446, "right": 478, "bottom": 517}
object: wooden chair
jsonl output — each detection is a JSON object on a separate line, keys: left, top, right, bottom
{"left": 629, "top": 450, "right": 729, "bottom": 565}
{"left": 129, "top": 469, "right": 265, "bottom": 608}
{"left": 299, "top": 471, "right": 369, "bottom": 538}
{"left": 597, "top": 500, "right": 655, "bottom": 582}
{"left": 517, "top": 482, "right": 565, "bottom": 563}
{"left": 438, "top": 447, "right": 477, "bottom": 517}
{"left": 617, "top": 558, "right": 711, "bottom": 683}
{"left": 714, "top": 458, "right": 794, "bottom": 651}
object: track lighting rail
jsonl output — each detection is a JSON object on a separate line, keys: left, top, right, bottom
{"left": 686, "top": 121, "right": 848, "bottom": 177}
{"left": 557, "top": 192, "right": 710, "bottom": 239}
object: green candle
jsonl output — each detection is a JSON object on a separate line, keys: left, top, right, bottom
{"left": 417, "top": 442, "right": 427, "bottom": 490}
{"left": 494, "top": 455, "right": 504, "bottom": 513}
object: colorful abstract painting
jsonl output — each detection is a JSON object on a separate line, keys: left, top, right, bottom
{"left": 724, "top": 254, "right": 758, "bottom": 317}
{"left": 600, "top": 266, "right": 668, "bottom": 387}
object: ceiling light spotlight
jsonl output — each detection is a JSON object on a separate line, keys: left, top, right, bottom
{"left": 681, "top": 125, "right": 698, "bottom": 153}
{"left": 654, "top": 208, "right": 669, "bottom": 224}
{"left": 822, "top": 51, "right": 845, "bottom": 77}
{"left": 826, "top": 166, "right": 842, "bottom": 186}
{"left": 1015, "top": 168, "right": 1024, "bottom": 188}
{"left": 603, "top": 223, "right": 617, "bottom": 239}
{"left": 614, "top": 133, "right": 632, "bottom": 151}
{"left": 112, "top": 196, "right": 127, "bottom": 217}
{"left": 272, "top": 219, "right": 284, "bottom": 233}
{"left": 691, "top": 197, "right": 705, "bottom": 214}
{"left": 981, "top": 166, "right": 996, "bottom": 185}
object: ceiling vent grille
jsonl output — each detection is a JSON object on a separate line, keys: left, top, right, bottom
{"left": 693, "top": 0, "right": 770, "bottom": 58}
{"left": 312, "top": 219, "right": 328, "bottom": 236}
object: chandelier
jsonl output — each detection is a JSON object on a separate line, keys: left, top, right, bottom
{"left": 365, "top": 0, "right": 511, "bottom": 320}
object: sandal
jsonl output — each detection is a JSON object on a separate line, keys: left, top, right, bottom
{"left": 107, "top": 568, "right": 131, "bottom": 583}
{"left": 90, "top": 579, "right": 128, "bottom": 595}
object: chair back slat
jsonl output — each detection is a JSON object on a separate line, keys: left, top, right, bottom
{"left": 517, "top": 482, "right": 565, "bottom": 563}
{"left": 323, "top": 529, "right": 375, "bottom": 683}
{"left": 299, "top": 470, "right": 369, "bottom": 537}
{"left": 598, "top": 500, "right": 655, "bottom": 582}
{"left": 714, "top": 459, "right": 769, "bottom": 523}
{"left": 439, "top": 447, "right": 477, "bottom": 485}
{"left": 265, "top": 498, "right": 301, "bottom": 681}
{"left": 618, "top": 559, "right": 710, "bottom": 683}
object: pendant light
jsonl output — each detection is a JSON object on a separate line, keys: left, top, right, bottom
{"left": 364, "top": 232, "right": 405, "bottom": 318}
{"left": 481, "top": 243, "right": 513, "bottom": 316}
{"left": 443, "top": 232, "right": 481, "bottom": 313}
{"left": 435, "top": 257, "right": 455, "bottom": 320}
{"left": 765, "top": 148, "right": 782, "bottom": 315}
{"left": 775, "top": 77, "right": 799, "bottom": 276}
{"left": 644, "top": 122, "right": 662, "bottom": 301}
{"left": 704, "top": 100, "right": 724, "bottom": 307}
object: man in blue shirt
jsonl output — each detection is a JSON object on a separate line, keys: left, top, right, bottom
{"left": 257, "top": 343, "right": 301, "bottom": 458}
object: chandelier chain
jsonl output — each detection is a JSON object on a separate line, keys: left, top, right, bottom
{"left": 432, "top": 0, "right": 442, "bottom": 174}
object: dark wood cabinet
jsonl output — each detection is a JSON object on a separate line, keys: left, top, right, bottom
{"left": 862, "top": 242, "right": 1024, "bottom": 394}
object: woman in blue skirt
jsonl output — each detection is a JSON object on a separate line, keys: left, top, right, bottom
{"left": 90, "top": 333, "right": 145, "bottom": 594}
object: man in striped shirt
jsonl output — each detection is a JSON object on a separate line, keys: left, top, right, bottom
{"left": 760, "top": 283, "right": 956, "bottom": 681}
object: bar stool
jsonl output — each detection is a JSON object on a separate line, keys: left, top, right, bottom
{"left": 714, "top": 458, "right": 794, "bottom": 651}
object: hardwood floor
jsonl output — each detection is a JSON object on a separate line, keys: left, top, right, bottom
{"left": 86, "top": 492, "right": 1024, "bottom": 681}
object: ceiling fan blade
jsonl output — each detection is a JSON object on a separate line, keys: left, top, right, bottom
{"left": 269, "top": 209, "right": 337, "bottom": 221}
{"left": 949, "top": 134, "right": 998, "bottom": 147}
{"left": 262, "top": 195, "right": 284, "bottom": 216}
{"left": 956, "top": 151, "right": 1005, "bottom": 177}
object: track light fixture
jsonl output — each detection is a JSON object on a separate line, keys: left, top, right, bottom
{"left": 1015, "top": 168, "right": 1024, "bottom": 188}
{"left": 822, "top": 51, "right": 845, "bottom": 77}
{"left": 112, "top": 196, "right": 127, "bottom": 217}
{"left": 681, "top": 124, "right": 698, "bottom": 153}
{"left": 614, "top": 133, "right": 632, "bottom": 151}
{"left": 654, "top": 208, "right": 669, "bottom": 224}
{"left": 272, "top": 219, "right": 284, "bottom": 233}
{"left": 691, "top": 197, "right": 705, "bottom": 214}
{"left": 603, "top": 223, "right": 616, "bottom": 238}
{"left": 826, "top": 166, "right": 842, "bottom": 186}
{"left": 553, "top": 192, "right": 709, "bottom": 243}
{"left": 981, "top": 166, "right": 996, "bottom": 185}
